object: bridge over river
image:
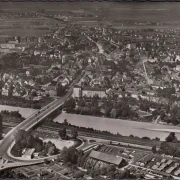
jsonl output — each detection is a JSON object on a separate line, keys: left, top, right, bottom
{"left": 0, "top": 74, "right": 83, "bottom": 171}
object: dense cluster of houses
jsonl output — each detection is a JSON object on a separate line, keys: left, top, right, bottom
{"left": 135, "top": 154, "right": 180, "bottom": 178}
{"left": 71, "top": 26, "right": 180, "bottom": 108}
{"left": 1, "top": 25, "right": 180, "bottom": 110}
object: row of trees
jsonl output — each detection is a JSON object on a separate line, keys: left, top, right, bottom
{"left": 63, "top": 96, "right": 138, "bottom": 119}
{"left": 62, "top": 92, "right": 180, "bottom": 125}
{"left": 57, "top": 146, "right": 82, "bottom": 165}
{"left": 0, "top": 95, "right": 42, "bottom": 109}
{"left": 151, "top": 132, "right": 180, "bottom": 157}
{"left": 159, "top": 141, "right": 180, "bottom": 157}
{"left": 157, "top": 105, "right": 180, "bottom": 125}
{"left": 0, "top": 112, "right": 25, "bottom": 141}
{"left": 62, "top": 97, "right": 76, "bottom": 112}
{"left": 1, "top": 110, "right": 23, "bottom": 118}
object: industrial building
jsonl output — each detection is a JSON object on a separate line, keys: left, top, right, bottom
{"left": 88, "top": 150, "right": 126, "bottom": 168}
{"left": 73, "top": 85, "right": 107, "bottom": 98}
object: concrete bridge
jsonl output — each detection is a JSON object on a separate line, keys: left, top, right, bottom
{"left": 0, "top": 74, "right": 83, "bottom": 171}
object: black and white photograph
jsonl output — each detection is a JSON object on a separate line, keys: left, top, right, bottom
{"left": 0, "top": 1, "right": 180, "bottom": 179}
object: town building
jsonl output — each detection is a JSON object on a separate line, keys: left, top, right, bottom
{"left": 73, "top": 86, "right": 107, "bottom": 98}
{"left": 44, "top": 86, "right": 57, "bottom": 97}
{"left": 0, "top": 43, "right": 15, "bottom": 49}
{"left": 89, "top": 150, "right": 126, "bottom": 168}
{"left": 73, "top": 85, "right": 82, "bottom": 98}
{"left": 126, "top": 43, "right": 136, "bottom": 49}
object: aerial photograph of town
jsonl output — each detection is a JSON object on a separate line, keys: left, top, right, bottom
{"left": 1, "top": 1, "right": 180, "bottom": 179}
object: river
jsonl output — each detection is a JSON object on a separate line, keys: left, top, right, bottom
{"left": 2, "top": 104, "right": 180, "bottom": 141}
{"left": 54, "top": 113, "right": 180, "bottom": 140}
{"left": 0, "top": 105, "right": 37, "bottom": 118}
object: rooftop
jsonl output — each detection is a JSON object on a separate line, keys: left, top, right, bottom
{"left": 82, "top": 86, "right": 106, "bottom": 92}
{"left": 89, "top": 150, "right": 124, "bottom": 166}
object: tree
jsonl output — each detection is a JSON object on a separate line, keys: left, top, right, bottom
{"left": 104, "top": 77, "right": 111, "bottom": 88}
{"left": 77, "top": 98, "right": 86, "bottom": 107}
{"left": 63, "top": 98, "right": 76, "bottom": 112}
{"left": 165, "top": 132, "right": 177, "bottom": 142}
{"left": 107, "top": 164, "right": 116, "bottom": 173}
{"left": 73, "top": 171, "right": 85, "bottom": 178}
{"left": 140, "top": 103, "right": 150, "bottom": 112}
{"left": 63, "top": 119, "right": 68, "bottom": 125}
{"left": 100, "top": 167, "right": 107, "bottom": 175}
{"left": 154, "top": 137, "right": 160, "bottom": 141}
{"left": 59, "top": 128, "right": 67, "bottom": 140}
{"left": 71, "top": 130, "right": 78, "bottom": 139}
{"left": 0, "top": 114, "right": 3, "bottom": 139}
{"left": 152, "top": 145, "right": 157, "bottom": 153}
{"left": 110, "top": 108, "right": 117, "bottom": 118}
{"left": 152, "top": 109, "right": 159, "bottom": 116}
{"left": 105, "top": 107, "right": 111, "bottom": 117}
{"left": 160, "top": 111, "right": 166, "bottom": 120}
{"left": 123, "top": 169, "right": 130, "bottom": 178}
{"left": 11, "top": 130, "right": 51, "bottom": 157}
{"left": 8, "top": 85, "right": 14, "bottom": 97}
{"left": 122, "top": 109, "right": 129, "bottom": 117}
{"left": 57, "top": 84, "right": 67, "bottom": 96}
{"left": 60, "top": 146, "right": 78, "bottom": 164}
{"left": 90, "top": 106, "right": 101, "bottom": 116}
{"left": 44, "top": 158, "right": 50, "bottom": 164}
{"left": 160, "top": 141, "right": 180, "bottom": 157}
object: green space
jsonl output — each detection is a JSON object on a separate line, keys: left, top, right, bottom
{"left": 0, "top": 95, "right": 54, "bottom": 109}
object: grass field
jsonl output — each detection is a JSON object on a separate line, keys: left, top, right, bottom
{"left": 1, "top": 2, "right": 180, "bottom": 37}
{"left": 1, "top": 2, "right": 180, "bottom": 28}
{"left": 0, "top": 29, "right": 51, "bottom": 37}
{"left": 0, "top": 17, "right": 60, "bottom": 37}
{"left": 43, "top": 138, "right": 74, "bottom": 150}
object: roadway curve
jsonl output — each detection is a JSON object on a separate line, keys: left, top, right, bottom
{"left": 0, "top": 74, "right": 83, "bottom": 164}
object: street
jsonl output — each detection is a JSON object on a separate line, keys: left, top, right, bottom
{"left": 0, "top": 73, "right": 83, "bottom": 166}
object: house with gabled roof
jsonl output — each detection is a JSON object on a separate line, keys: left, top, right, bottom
{"left": 89, "top": 150, "right": 126, "bottom": 168}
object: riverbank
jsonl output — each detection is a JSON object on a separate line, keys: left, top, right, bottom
{"left": 0, "top": 105, "right": 37, "bottom": 118}
{"left": 54, "top": 113, "right": 180, "bottom": 140}
{"left": 0, "top": 95, "right": 54, "bottom": 110}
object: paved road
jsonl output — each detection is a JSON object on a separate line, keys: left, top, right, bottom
{"left": 0, "top": 93, "right": 71, "bottom": 161}
{"left": 0, "top": 73, "right": 82, "bottom": 165}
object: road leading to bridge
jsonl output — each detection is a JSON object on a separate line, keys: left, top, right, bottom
{"left": 0, "top": 73, "right": 83, "bottom": 164}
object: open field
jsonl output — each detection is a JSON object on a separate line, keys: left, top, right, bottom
{"left": 43, "top": 138, "right": 74, "bottom": 150}
{"left": 0, "top": 29, "right": 51, "bottom": 37}
{"left": 1, "top": 2, "right": 180, "bottom": 26}
{"left": 1, "top": 2, "right": 180, "bottom": 35}
{"left": 0, "top": 17, "right": 60, "bottom": 37}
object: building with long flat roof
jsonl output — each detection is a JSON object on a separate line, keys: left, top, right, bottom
{"left": 89, "top": 150, "right": 126, "bottom": 167}
{"left": 73, "top": 86, "right": 107, "bottom": 98}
